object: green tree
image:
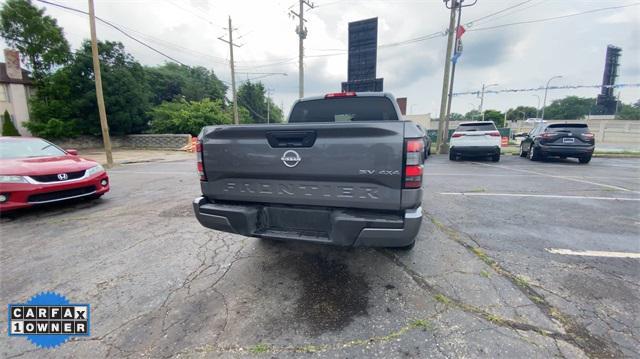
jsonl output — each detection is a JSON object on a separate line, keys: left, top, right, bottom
{"left": 543, "top": 96, "right": 595, "bottom": 119}
{"left": 506, "top": 106, "right": 537, "bottom": 122}
{"left": 0, "top": 0, "right": 70, "bottom": 80}
{"left": 464, "top": 109, "right": 481, "bottom": 121}
{"left": 148, "top": 98, "right": 232, "bottom": 135}
{"left": 27, "top": 40, "right": 151, "bottom": 137}
{"left": 2, "top": 110, "right": 20, "bottom": 136}
{"left": 483, "top": 109, "right": 504, "bottom": 127}
{"left": 449, "top": 112, "right": 464, "bottom": 121}
{"left": 617, "top": 102, "right": 640, "bottom": 120}
{"left": 237, "top": 81, "right": 283, "bottom": 123}
{"left": 145, "top": 63, "right": 226, "bottom": 105}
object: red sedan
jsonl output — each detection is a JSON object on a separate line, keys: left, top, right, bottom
{"left": 0, "top": 136, "right": 109, "bottom": 212}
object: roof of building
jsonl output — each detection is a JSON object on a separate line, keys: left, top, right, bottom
{"left": 0, "top": 63, "right": 33, "bottom": 85}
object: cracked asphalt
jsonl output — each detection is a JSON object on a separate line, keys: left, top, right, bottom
{"left": 1, "top": 154, "right": 638, "bottom": 358}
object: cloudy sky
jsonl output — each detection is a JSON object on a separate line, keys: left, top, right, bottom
{"left": 2, "top": 0, "right": 639, "bottom": 117}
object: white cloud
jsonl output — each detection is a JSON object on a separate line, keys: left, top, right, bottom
{"left": 1, "top": 0, "right": 638, "bottom": 116}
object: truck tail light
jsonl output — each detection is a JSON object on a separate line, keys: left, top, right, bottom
{"left": 196, "top": 141, "right": 206, "bottom": 181}
{"left": 404, "top": 139, "right": 424, "bottom": 189}
{"left": 325, "top": 92, "right": 356, "bottom": 98}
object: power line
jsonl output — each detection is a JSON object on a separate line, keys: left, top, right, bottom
{"left": 35, "top": 0, "right": 189, "bottom": 66}
{"left": 453, "top": 83, "right": 640, "bottom": 96}
{"left": 464, "top": 0, "right": 535, "bottom": 25}
{"left": 465, "top": 0, "right": 550, "bottom": 26}
{"left": 236, "top": 96, "right": 267, "bottom": 121}
{"left": 468, "top": 3, "right": 640, "bottom": 32}
{"left": 298, "top": 2, "right": 639, "bottom": 60}
{"left": 165, "top": 0, "right": 224, "bottom": 28}
{"left": 35, "top": 0, "right": 230, "bottom": 66}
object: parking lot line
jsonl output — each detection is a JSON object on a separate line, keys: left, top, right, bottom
{"left": 471, "top": 162, "right": 639, "bottom": 193}
{"left": 545, "top": 248, "right": 640, "bottom": 259}
{"left": 440, "top": 192, "right": 640, "bottom": 201}
{"left": 110, "top": 170, "right": 194, "bottom": 175}
{"left": 425, "top": 173, "right": 638, "bottom": 180}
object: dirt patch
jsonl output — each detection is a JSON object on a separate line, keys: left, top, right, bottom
{"left": 159, "top": 203, "right": 194, "bottom": 218}
{"left": 266, "top": 252, "right": 371, "bottom": 337}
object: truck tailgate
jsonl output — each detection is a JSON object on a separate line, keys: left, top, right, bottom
{"left": 200, "top": 122, "right": 405, "bottom": 210}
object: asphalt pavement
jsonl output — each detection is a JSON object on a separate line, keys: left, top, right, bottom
{"left": 1, "top": 154, "right": 638, "bottom": 358}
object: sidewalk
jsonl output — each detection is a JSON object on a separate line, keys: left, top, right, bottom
{"left": 79, "top": 148, "right": 195, "bottom": 166}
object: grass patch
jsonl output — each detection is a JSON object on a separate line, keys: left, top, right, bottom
{"left": 248, "top": 343, "right": 270, "bottom": 354}
{"left": 530, "top": 295, "right": 545, "bottom": 304}
{"left": 480, "top": 270, "right": 491, "bottom": 278}
{"left": 514, "top": 275, "right": 530, "bottom": 288}
{"left": 467, "top": 188, "right": 486, "bottom": 193}
{"left": 485, "top": 313, "right": 506, "bottom": 325}
{"left": 434, "top": 293, "right": 451, "bottom": 305}
{"left": 298, "top": 344, "right": 323, "bottom": 353}
{"left": 409, "top": 319, "right": 432, "bottom": 331}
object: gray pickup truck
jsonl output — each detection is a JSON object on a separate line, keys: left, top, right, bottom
{"left": 193, "top": 92, "right": 424, "bottom": 249}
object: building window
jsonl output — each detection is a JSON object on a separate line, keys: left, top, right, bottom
{"left": 0, "top": 84, "right": 8, "bottom": 102}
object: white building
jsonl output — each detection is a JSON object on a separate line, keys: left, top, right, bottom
{"left": 0, "top": 49, "right": 33, "bottom": 135}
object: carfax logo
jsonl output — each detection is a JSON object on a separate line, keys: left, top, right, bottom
{"left": 8, "top": 291, "right": 90, "bottom": 348}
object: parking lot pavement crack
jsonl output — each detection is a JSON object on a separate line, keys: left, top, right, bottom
{"left": 5, "top": 348, "right": 40, "bottom": 359}
{"left": 212, "top": 287, "right": 230, "bottom": 343}
{"left": 424, "top": 213, "right": 625, "bottom": 358}
{"left": 160, "top": 237, "right": 246, "bottom": 334}
{"left": 171, "top": 313, "right": 442, "bottom": 356}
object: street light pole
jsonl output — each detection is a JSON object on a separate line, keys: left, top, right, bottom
{"left": 540, "top": 75, "right": 562, "bottom": 121}
{"left": 518, "top": 111, "right": 526, "bottom": 122}
{"left": 479, "top": 83, "right": 498, "bottom": 121}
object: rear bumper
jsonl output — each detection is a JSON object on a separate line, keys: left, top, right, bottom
{"left": 538, "top": 144, "right": 594, "bottom": 156}
{"left": 450, "top": 146, "right": 500, "bottom": 156}
{"left": 193, "top": 196, "right": 422, "bottom": 247}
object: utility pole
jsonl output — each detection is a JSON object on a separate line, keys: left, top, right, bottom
{"left": 290, "top": 0, "right": 314, "bottom": 98}
{"left": 435, "top": 2, "right": 457, "bottom": 154}
{"left": 218, "top": 17, "right": 241, "bottom": 124}
{"left": 479, "top": 83, "right": 498, "bottom": 121}
{"left": 88, "top": 0, "right": 113, "bottom": 167}
{"left": 266, "top": 89, "right": 270, "bottom": 124}
{"left": 541, "top": 75, "right": 562, "bottom": 121}
{"left": 442, "top": 0, "right": 465, "bottom": 148}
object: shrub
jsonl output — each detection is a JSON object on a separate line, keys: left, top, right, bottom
{"left": 25, "top": 118, "right": 79, "bottom": 139}
{"left": 2, "top": 110, "right": 20, "bottom": 136}
{"left": 148, "top": 98, "right": 232, "bottom": 135}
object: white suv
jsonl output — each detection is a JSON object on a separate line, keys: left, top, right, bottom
{"left": 449, "top": 121, "right": 501, "bottom": 162}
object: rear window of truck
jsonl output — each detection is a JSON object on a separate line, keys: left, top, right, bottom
{"left": 546, "top": 123, "right": 589, "bottom": 133}
{"left": 289, "top": 97, "right": 399, "bottom": 123}
{"left": 456, "top": 123, "right": 497, "bottom": 131}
